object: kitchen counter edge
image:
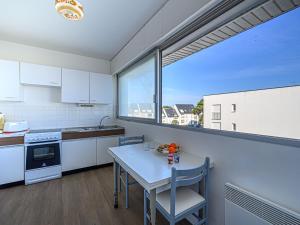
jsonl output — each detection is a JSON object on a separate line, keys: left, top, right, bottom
{"left": 0, "top": 127, "right": 125, "bottom": 146}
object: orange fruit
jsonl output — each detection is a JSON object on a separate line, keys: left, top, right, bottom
{"left": 169, "top": 143, "right": 177, "bottom": 148}
{"left": 168, "top": 146, "right": 176, "bottom": 153}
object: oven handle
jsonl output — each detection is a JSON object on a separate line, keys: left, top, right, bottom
{"left": 25, "top": 140, "right": 62, "bottom": 146}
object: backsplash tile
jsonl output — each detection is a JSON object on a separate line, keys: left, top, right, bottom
{"left": 0, "top": 86, "right": 113, "bottom": 129}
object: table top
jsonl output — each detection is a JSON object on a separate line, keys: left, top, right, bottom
{"left": 108, "top": 143, "right": 213, "bottom": 191}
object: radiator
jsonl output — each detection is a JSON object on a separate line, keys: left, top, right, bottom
{"left": 225, "top": 183, "right": 300, "bottom": 225}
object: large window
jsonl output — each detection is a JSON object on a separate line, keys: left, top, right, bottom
{"left": 161, "top": 6, "right": 300, "bottom": 140}
{"left": 117, "top": 1, "right": 300, "bottom": 141}
{"left": 118, "top": 54, "right": 156, "bottom": 120}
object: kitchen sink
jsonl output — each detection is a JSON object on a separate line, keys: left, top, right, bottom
{"left": 63, "top": 125, "right": 122, "bottom": 132}
{"left": 98, "top": 125, "right": 121, "bottom": 130}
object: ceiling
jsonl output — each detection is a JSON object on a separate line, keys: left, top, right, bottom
{"left": 162, "top": 0, "right": 300, "bottom": 66}
{"left": 0, "top": 0, "right": 168, "bottom": 60}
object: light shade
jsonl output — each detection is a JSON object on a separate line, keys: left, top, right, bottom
{"left": 55, "top": 0, "right": 84, "bottom": 21}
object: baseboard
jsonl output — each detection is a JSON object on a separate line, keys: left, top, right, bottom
{"left": 0, "top": 163, "right": 113, "bottom": 189}
{"left": 0, "top": 180, "right": 24, "bottom": 189}
{"left": 62, "top": 163, "right": 113, "bottom": 176}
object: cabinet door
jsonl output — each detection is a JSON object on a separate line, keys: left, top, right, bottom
{"left": 62, "top": 138, "right": 97, "bottom": 172}
{"left": 61, "top": 69, "right": 90, "bottom": 103}
{"left": 90, "top": 73, "right": 113, "bottom": 104}
{"left": 20, "top": 63, "right": 61, "bottom": 87}
{"left": 0, "top": 60, "right": 23, "bottom": 102}
{"left": 0, "top": 146, "right": 24, "bottom": 185}
{"left": 97, "top": 136, "right": 119, "bottom": 165}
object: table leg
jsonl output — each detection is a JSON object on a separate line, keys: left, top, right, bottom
{"left": 149, "top": 189, "right": 157, "bottom": 225}
{"left": 113, "top": 160, "right": 119, "bottom": 208}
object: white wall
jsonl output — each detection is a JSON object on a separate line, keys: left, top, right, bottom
{"left": 111, "top": 1, "right": 300, "bottom": 224}
{"left": 112, "top": 1, "right": 300, "bottom": 223}
{"left": 111, "top": 0, "right": 213, "bottom": 74}
{"left": 0, "top": 86, "right": 113, "bottom": 129}
{"left": 117, "top": 120, "right": 300, "bottom": 225}
{"left": 204, "top": 86, "right": 300, "bottom": 139}
{"left": 0, "top": 40, "right": 110, "bottom": 74}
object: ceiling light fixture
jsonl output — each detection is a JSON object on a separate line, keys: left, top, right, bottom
{"left": 55, "top": 0, "right": 84, "bottom": 21}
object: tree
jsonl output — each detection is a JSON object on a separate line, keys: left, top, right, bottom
{"left": 192, "top": 99, "right": 204, "bottom": 126}
{"left": 171, "top": 119, "right": 179, "bottom": 125}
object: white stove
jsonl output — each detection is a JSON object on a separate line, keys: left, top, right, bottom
{"left": 24, "top": 129, "right": 62, "bottom": 185}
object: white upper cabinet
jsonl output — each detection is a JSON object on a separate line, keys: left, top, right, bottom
{"left": 61, "top": 68, "right": 90, "bottom": 103}
{"left": 20, "top": 63, "right": 61, "bottom": 87}
{"left": 0, "top": 59, "right": 23, "bottom": 102}
{"left": 90, "top": 73, "right": 113, "bottom": 104}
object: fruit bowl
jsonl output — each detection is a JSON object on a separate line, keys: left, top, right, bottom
{"left": 156, "top": 143, "right": 181, "bottom": 154}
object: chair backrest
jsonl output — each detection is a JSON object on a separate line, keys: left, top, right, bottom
{"left": 170, "top": 157, "right": 210, "bottom": 216}
{"left": 119, "top": 135, "right": 144, "bottom": 146}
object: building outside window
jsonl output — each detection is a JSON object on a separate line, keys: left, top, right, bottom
{"left": 160, "top": 6, "right": 300, "bottom": 140}
{"left": 232, "top": 104, "right": 236, "bottom": 113}
{"left": 211, "top": 122, "right": 221, "bottom": 130}
{"left": 232, "top": 123, "right": 237, "bottom": 131}
{"left": 211, "top": 104, "right": 221, "bottom": 120}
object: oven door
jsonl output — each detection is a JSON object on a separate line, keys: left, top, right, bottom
{"left": 26, "top": 141, "right": 61, "bottom": 170}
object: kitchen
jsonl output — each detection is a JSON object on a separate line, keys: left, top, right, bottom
{"left": 1, "top": 1, "right": 300, "bottom": 225}
{"left": 0, "top": 58, "right": 126, "bottom": 185}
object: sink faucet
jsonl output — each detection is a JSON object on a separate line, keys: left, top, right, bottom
{"left": 99, "top": 116, "right": 111, "bottom": 128}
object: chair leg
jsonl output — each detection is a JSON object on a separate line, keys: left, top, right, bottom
{"left": 144, "top": 190, "right": 148, "bottom": 225}
{"left": 125, "top": 171, "right": 129, "bottom": 209}
{"left": 119, "top": 166, "right": 122, "bottom": 192}
{"left": 205, "top": 205, "right": 208, "bottom": 225}
{"left": 169, "top": 220, "right": 175, "bottom": 225}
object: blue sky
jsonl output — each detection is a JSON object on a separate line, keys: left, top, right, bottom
{"left": 162, "top": 8, "right": 300, "bottom": 106}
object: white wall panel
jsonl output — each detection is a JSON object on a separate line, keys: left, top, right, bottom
{"left": 111, "top": 0, "right": 212, "bottom": 74}
{"left": 117, "top": 119, "right": 300, "bottom": 225}
{"left": 0, "top": 40, "right": 110, "bottom": 74}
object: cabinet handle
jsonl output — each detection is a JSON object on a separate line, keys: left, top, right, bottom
{"left": 4, "top": 97, "right": 15, "bottom": 99}
{"left": 50, "top": 81, "right": 59, "bottom": 85}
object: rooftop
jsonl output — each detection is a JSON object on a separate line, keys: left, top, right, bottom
{"left": 175, "top": 104, "right": 195, "bottom": 115}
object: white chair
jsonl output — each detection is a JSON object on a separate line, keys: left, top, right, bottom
{"left": 144, "top": 157, "right": 210, "bottom": 225}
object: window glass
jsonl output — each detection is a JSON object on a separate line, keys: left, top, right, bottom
{"left": 118, "top": 55, "right": 156, "bottom": 119}
{"left": 161, "top": 8, "right": 300, "bottom": 139}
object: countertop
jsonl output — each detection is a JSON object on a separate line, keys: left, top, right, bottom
{"left": 0, "top": 126, "right": 125, "bottom": 146}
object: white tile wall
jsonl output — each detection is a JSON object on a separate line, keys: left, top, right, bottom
{"left": 0, "top": 86, "right": 113, "bottom": 129}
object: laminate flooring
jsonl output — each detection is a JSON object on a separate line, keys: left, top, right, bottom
{"left": 0, "top": 166, "right": 190, "bottom": 225}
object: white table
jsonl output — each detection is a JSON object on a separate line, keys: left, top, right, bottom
{"left": 108, "top": 143, "right": 213, "bottom": 225}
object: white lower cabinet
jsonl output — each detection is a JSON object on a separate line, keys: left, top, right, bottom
{"left": 97, "top": 136, "right": 119, "bottom": 165}
{"left": 61, "top": 136, "right": 120, "bottom": 172}
{"left": 62, "top": 138, "right": 97, "bottom": 172}
{"left": 0, "top": 145, "right": 24, "bottom": 185}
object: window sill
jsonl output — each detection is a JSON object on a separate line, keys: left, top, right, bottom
{"left": 117, "top": 117, "right": 300, "bottom": 148}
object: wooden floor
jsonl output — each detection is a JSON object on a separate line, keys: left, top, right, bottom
{"left": 0, "top": 166, "right": 189, "bottom": 225}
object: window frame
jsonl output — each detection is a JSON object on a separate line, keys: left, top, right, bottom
{"left": 116, "top": 1, "right": 300, "bottom": 148}
{"left": 212, "top": 104, "right": 222, "bottom": 121}
{"left": 116, "top": 50, "right": 159, "bottom": 123}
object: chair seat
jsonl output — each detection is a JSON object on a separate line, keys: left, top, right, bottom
{"left": 156, "top": 188, "right": 205, "bottom": 216}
